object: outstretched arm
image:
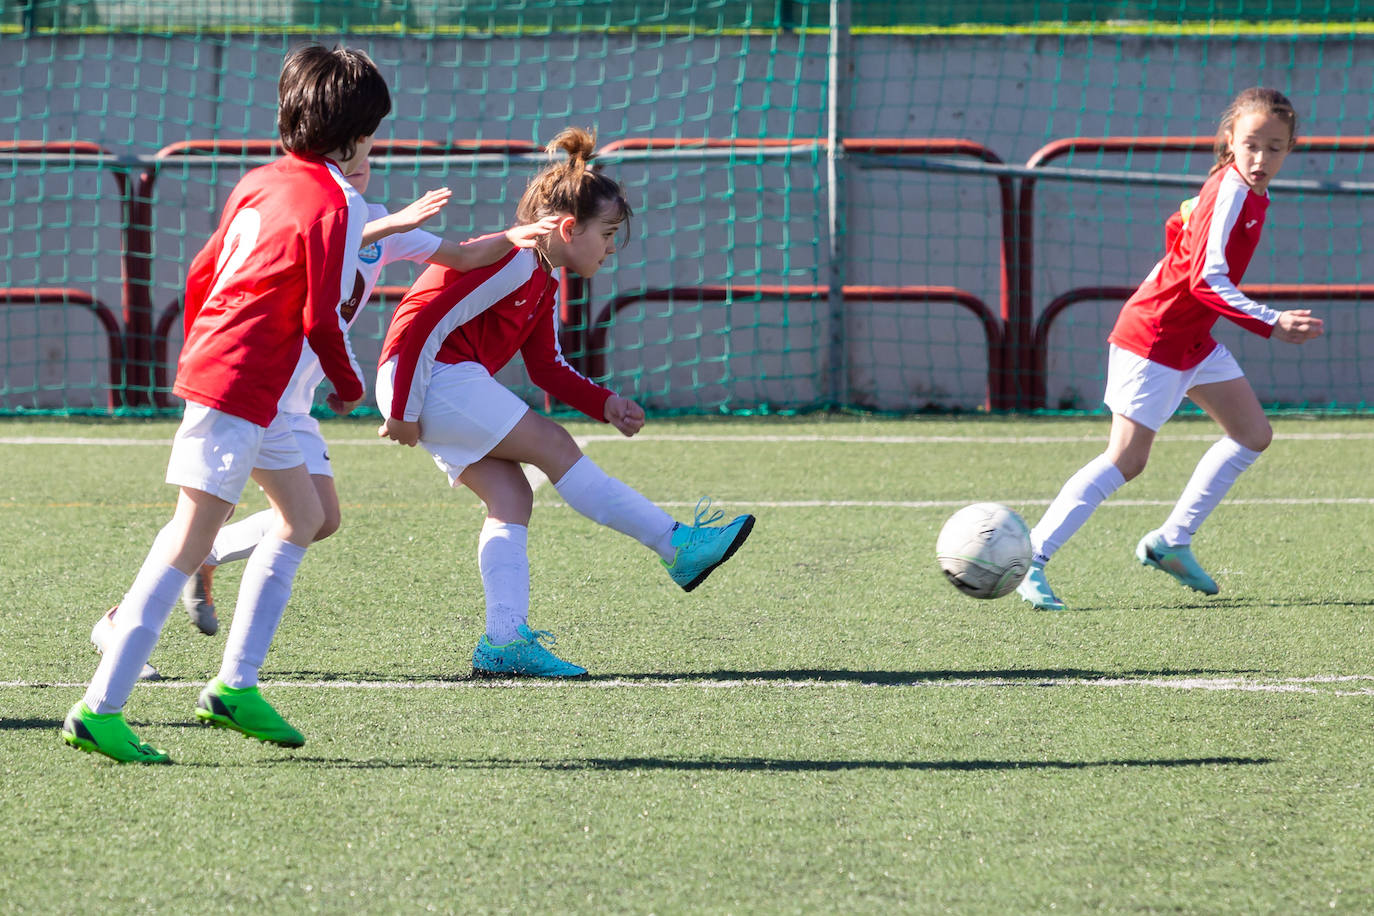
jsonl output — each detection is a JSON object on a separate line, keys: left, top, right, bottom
{"left": 361, "top": 188, "right": 453, "bottom": 246}
{"left": 426, "top": 216, "right": 560, "bottom": 272}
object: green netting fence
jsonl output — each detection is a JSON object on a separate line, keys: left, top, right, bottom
{"left": 1, "top": 0, "right": 1371, "bottom": 416}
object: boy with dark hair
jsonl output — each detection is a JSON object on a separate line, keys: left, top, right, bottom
{"left": 62, "top": 44, "right": 391, "bottom": 764}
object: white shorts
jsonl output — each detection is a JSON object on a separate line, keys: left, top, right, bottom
{"left": 376, "top": 358, "right": 528, "bottom": 486}
{"left": 166, "top": 403, "right": 306, "bottom": 503}
{"left": 283, "top": 411, "right": 333, "bottom": 478}
{"left": 1102, "top": 343, "right": 1245, "bottom": 431}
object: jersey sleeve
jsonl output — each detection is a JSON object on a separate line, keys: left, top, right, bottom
{"left": 520, "top": 290, "right": 614, "bottom": 422}
{"left": 1189, "top": 181, "right": 1279, "bottom": 337}
{"left": 380, "top": 226, "right": 443, "bottom": 267}
{"left": 301, "top": 207, "right": 366, "bottom": 403}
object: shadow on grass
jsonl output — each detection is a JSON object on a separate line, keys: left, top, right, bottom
{"left": 281, "top": 754, "right": 1276, "bottom": 773}
{"left": 0, "top": 717, "right": 62, "bottom": 731}
{"left": 586, "top": 667, "right": 1261, "bottom": 685}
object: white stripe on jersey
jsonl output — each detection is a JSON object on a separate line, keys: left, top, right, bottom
{"left": 1200, "top": 170, "right": 1279, "bottom": 325}
{"left": 400, "top": 249, "right": 535, "bottom": 422}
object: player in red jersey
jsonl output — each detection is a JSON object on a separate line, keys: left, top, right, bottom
{"left": 62, "top": 45, "right": 392, "bottom": 763}
{"left": 1017, "top": 87, "right": 1324, "bottom": 611}
{"left": 377, "top": 127, "right": 756, "bottom": 678}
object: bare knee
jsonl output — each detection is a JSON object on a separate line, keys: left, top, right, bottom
{"left": 1115, "top": 453, "right": 1149, "bottom": 481}
{"left": 314, "top": 509, "right": 341, "bottom": 542}
{"left": 1232, "top": 423, "right": 1273, "bottom": 453}
{"left": 278, "top": 504, "right": 326, "bottom": 545}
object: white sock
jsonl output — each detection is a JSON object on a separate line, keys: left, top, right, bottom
{"left": 217, "top": 537, "right": 306, "bottom": 688}
{"left": 1029, "top": 454, "right": 1127, "bottom": 565}
{"left": 84, "top": 560, "right": 188, "bottom": 714}
{"left": 553, "top": 456, "right": 677, "bottom": 561}
{"left": 479, "top": 519, "right": 530, "bottom": 644}
{"left": 208, "top": 508, "right": 277, "bottom": 567}
{"left": 1157, "top": 437, "right": 1260, "bottom": 546}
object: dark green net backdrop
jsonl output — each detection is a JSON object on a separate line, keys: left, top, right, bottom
{"left": 1, "top": 1, "right": 1370, "bottom": 414}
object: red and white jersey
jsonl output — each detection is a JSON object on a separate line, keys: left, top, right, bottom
{"left": 1108, "top": 164, "right": 1280, "bottom": 370}
{"left": 277, "top": 202, "right": 441, "bottom": 415}
{"left": 379, "top": 247, "right": 613, "bottom": 423}
{"left": 174, "top": 153, "right": 368, "bottom": 426}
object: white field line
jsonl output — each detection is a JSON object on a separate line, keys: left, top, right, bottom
{"left": 4, "top": 674, "right": 1374, "bottom": 695}
{"left": 7, "top": 431, "right": 1374, "bottom": 448}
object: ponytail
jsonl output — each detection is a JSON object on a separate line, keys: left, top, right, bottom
{"left": 517, "top": 127, "right": 631, "bottom": 236}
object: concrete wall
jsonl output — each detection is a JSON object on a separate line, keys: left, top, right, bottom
{"left": 1, "top": 31, "right": 1369, "bottom": 411}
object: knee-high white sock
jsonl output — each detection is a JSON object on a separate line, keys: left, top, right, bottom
{"left": 553, "top": 456, "right": 677, "bottom": 561}
{"left": 479, "top": 519, "right": 529, "bottom": 644}
{"left": 217, "top": 537, "right": 306, "bottom": 688}
{"left": 208, "top": 508, "right": 277, "bottom": 567}
{"left": 84, "top": 559, "right": 188, "bottom": 714}
{"left": 1158, "top": 437, "right": 1260, "bottom": 546}
{"left": 1029, "top": 454, "right": 1127, "bottom": 566}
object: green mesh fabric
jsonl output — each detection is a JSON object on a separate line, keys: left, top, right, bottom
{"left": 1, "top": 1, "right": 1369, "bottom": 415}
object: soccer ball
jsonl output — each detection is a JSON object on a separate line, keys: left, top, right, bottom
{"left": 935, "top": 503, "right": 1032, "bottom": 599}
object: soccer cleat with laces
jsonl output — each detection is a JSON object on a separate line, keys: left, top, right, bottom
{"left": 1016, "top": 564, "right": 1066, "bottom": 611}
{"left": 662, "top": 497, "right": 756, "bottom": 592}
{"left": 194, "top": 678, "right": 305, "bottom": 747}
{"left": 471, "top": 625, "right": 587, "bottom": 678}
{"left": 1136, "top": 531, "right": 1219, "bottom": 595}
{"left": 61, "top": 701, "right": 171, "bottom": 764}
{"left": 90, "top": 606, "right": 162, "bottom": 681}
{"left": 182, "top": 564, "right": 219, "bottom": 635}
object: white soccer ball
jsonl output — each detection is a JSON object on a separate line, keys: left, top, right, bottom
{"left": 935, "top": 502, "right": 1033, "bottom": 599}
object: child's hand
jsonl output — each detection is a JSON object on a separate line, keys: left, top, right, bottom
{"left": 604, "top": 395, "right": 645, "bottom": 437}
{"left": 1273, "top": 309, "right": 1324, "bottom": 343}
{"left": 506, "top": 216, "right": 560, "bottom": 250}
{"left": 378, "top": 417, "right": 421, "bottom": 446}
{"left": 389, "top": 188, "right": 453, "bottom": 233}
{"left": 327, "top": 393, "right": 364, "bottom": 416}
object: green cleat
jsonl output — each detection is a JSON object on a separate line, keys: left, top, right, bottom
{"left": 662, "top": 497, "right": 756, "bottom": 592}
{"left": 61, "top": 701, "right": 171, "bottom": 764}
{"left": 1136, "top": 531, "right": 1219, "bottom": 595}
{"left": 195, "top": 678, "right": 304, "bottom": 747}
{"left": 471, "top": 625, "right": 587, "bottom": 678}
{"left": 1016, "top": 564, "right": 1066, "bottom": 611}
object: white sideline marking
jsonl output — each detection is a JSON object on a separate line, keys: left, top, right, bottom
{"left": 7, "top": 431, "right": 1374, "bottom": 448}
{"left": 5, "top": 674, "right": 1374, "bottom": 695}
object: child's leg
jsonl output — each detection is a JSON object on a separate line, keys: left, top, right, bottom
{"left": 459, "top": 458, "right": 534, "bottom": 644}
{"left": 84, "top": 488, "right": 231, "bottom": 714}
{"left": 487, "top": 411, "right": 676, "bottom": 560}
{"left": 207, "top": 508, "right": 276, "bottom": 566}
{"left": 1028, "top": 414, "right": 1151, "bottom": 565}
{"left": 1157, "top": 377, "right": 1270, "bottom": 545}
{"left": 216, "top": 463, "right": 322, "bottom": 688}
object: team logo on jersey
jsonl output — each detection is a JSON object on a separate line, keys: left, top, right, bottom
{"left": 358, "top": 242, "right": 382, "bottom": 264}
{"left": 340, "top": 271, "right": 366, "bottom": 324}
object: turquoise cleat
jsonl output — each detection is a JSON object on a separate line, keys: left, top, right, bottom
{"left": 1016, "top": 564, "right": 1066, "bottom": 611}
{"left": 662, "top": 497, "right": 756, "bottom": 592}
{"left": 1136, "top": 531, "right": 1219, "bottom": 595}
{"left": 471, "top": 625, "right": 587, "bottom": 678}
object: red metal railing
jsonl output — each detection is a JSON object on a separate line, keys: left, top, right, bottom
{"left": 583, "top": 137, "right": 1015, "bottom": 408}
{"left": 0, "top": 287, "right": 126, "bottom": 409}
{"left": 584, "top": 284, "right": 1004, "bottom": 410}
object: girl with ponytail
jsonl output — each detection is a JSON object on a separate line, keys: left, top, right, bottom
{"left": 376, "top": 127, "right": 755, "bottom": 677}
